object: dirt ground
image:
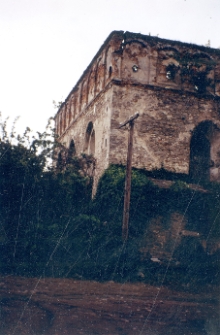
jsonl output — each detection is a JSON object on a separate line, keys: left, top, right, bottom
{"left": 0, "top": 276, "right": 219, "bottom": 335}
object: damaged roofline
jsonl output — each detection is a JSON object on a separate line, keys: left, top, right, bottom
{"left": 55, "top": 30, "right": 220, "bottom": 117}
{"left": 124, "top": 31, "right": 220, "bottom": 55}
{"left": 56, "top": 30, "right": 124, "bottom": 116}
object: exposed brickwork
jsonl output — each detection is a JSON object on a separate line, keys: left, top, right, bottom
{"left": 55, "top": 31, "right": 220, "bottom": 192}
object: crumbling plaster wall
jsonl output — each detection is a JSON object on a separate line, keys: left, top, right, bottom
{"left": 55, "top": 31, "right": 220, "bottom": 189}
{"left": 56, "top": 31, "right": 220, "bottom": 141}
{"left": 110, "top": 83, "right": 220, "bottom": 176}
{"left": 59, "top": 87, "right": 113, "bottom": 191}
{"left": 121, "top": 32, "right": 220, "bottom": 96}
{"left": 108, "top": 33, "right": 220, "bottom": 178}
{"left": 55, "top": 32, "right": 123, "bottom": 139}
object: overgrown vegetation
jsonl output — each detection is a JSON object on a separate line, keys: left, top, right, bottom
{"left": 1, "top": 117, "right": 220, "bottom": 291}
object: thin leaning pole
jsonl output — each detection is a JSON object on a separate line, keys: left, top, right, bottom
{"left": 119, "top": 113, "right": 139, "bottom": 241}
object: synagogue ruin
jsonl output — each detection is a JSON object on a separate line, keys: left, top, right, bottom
{"left": 55, "top": 31, "right": 220, "bottom": 191}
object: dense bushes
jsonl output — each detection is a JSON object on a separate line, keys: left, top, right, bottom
{"left": 0, "top": 120, "right": 91, "bottom": 277}
{"left": 1, "top": 120, "right": 220, "bottom": 290}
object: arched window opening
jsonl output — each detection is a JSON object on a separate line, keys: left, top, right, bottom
{"left": 69, "top": 139, "right": 76, "bottom": 155}
{"left": 67, "top": 139, "right": 76, "bottom": 165}
{"left": 189, "top": 121, "right": 213, "bottom": 183}
{"left": 84, "top": 122, "right": 95, "bottom": 155}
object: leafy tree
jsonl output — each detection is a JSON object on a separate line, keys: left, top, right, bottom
{"left": 0, "top": 115, "right": 91, "bottom": 276}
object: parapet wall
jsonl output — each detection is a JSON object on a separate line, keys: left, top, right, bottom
{"left": 55, "top": 31, "right": 220, "bottom": 141}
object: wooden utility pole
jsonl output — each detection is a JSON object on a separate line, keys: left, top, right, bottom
{"left": 119, "top": 113, "right": 139, "bottom": 241}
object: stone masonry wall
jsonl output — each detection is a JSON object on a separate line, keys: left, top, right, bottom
{"left": 55, "top": 31, "right": 220, "bottom": 191}
{"left": 110, "top": 83, "right": 220, "bottom": 176}
{"left": 55, "top": 31, "right": 123, "bottom": 139}
{"left": 58, "top": 87, "right": 113, "bottom": 191}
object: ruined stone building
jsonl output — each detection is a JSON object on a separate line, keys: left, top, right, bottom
{"left": 55, "top": 31, "right": 220, "bottom": 191}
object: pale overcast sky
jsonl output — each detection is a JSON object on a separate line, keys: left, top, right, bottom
{"left": 0, "top": 0, "right": 219, "bottom": 134}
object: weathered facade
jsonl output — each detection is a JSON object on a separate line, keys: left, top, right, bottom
{"left": 55, "top": 31, "right": 220, "bottom": 191}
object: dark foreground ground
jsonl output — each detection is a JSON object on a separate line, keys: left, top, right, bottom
{"left": 0, "top": 276, "right": 219, "bottom": 335}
